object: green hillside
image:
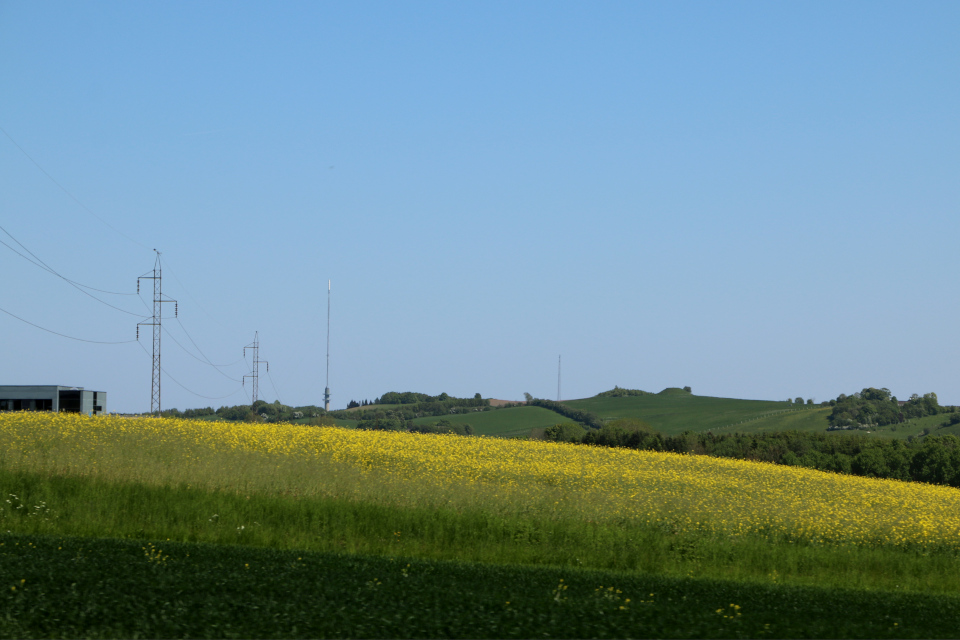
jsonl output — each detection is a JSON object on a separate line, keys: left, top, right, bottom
{"left": 707, "top": 406, "right": 831, "bottom": 435}
{"left": 411, "top": 406, "right": 569, "bottom": 437}
{"left": 859, "top": 412, "right": 956, "bottom": 440}
{"left": 564, "top": 390, "right": 825, "bottom": 435}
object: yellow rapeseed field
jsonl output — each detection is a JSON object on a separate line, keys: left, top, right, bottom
{"left": 2, "top": 411, "right": 959, "bottom": 548}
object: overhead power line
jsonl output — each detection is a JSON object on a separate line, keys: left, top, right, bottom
{"left": 161, "top": 323, "right": 243, "bottom": 383}
{"left": 0, "top": 234, "right": 136, "bottom": 296}
{"left": 0, "top": 224, "right": 148, "bottom": 317}
{"left": 266, "top": 369, "right": 284, "bottom": 405}
{"left": 135, "top": 341, "right": 244, "bottom": 401}
{"left": 0, "top": 124, "right": 150, "bottom": 250}
{"left": 160, "top": 255, "right": 235, "bottom": 334}
{"left": 0, "top": 304, "right": 136, "bottom": 344}
{"left": 175, "top": 317, "right": 245, "bottom": 368}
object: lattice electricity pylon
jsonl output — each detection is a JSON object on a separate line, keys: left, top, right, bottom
{"left": 243, "top": 331, "right": 269, "bottom": 407}
{"left": 137, "top": 251, "right": 177, "bottom": 416}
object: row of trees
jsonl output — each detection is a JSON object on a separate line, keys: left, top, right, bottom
{"left": 356, "top": 417, "right": 474, "bottom": 436}
{"left": 196, "top": 400, "right": 325, "bottom": 423}
{"left": 542, "top": 417, "right": 960, "bottom": 487}
{"left": 160, "top": 406, "right": 216, "bottom": 419}
{"left": 333, "top": 393, "right": 489, "bottom": 422}
{"left": 345, "top": 392, "right": 485, "bottom": 409}
{"left": 525, "top": 397, "right": 603, "bottom": 430}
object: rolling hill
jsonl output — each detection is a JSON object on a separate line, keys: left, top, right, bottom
{"left": 563, "top": 388, "right": 829, "bottom": 435}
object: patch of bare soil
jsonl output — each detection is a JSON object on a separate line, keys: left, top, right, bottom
{"left": 488, "top": 399, "right": 526, "bottom": 407}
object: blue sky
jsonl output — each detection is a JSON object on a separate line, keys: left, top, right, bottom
{"left": 1, "top": 1, "right": 958, "bottom": 412}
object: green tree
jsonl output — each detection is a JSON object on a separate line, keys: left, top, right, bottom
{"left": 543, "top": 422, "right": 586, "bottom": 443}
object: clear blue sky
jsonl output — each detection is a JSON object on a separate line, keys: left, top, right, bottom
{"left": 1, "top": 1, "right": 958, "bottom": 412}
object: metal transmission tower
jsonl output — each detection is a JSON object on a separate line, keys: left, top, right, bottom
{"left": 136, "top": 251, "right": 177, "bottom": 415}
{"left": 324, "top": 279, "right": 331, "bottom": 411}
{"left": 243, "top": 331, "right": 269, "bottom": 406}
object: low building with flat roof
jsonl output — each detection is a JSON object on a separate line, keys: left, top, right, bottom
{"left": 0, "top": 386, "right": 106, "bottom": 415}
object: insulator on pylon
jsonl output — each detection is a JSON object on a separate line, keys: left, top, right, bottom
{"left": 175, "top": 302, "right": 178, "bottom": 317}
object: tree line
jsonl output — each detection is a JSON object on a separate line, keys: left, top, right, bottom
{"left": 543, "top": 412, "right": 960, "bottom": 487}
{"left": 356, "top": 416, "right": 474, "bottom": 436}
{"left": 525, "top": 397, "right": 604, "bottom": 429}
{"left": 333, "top": 392, "right": 489, "bottom": 422}
{"left": 163, "top": 400, "right": 326, "bottom": 423}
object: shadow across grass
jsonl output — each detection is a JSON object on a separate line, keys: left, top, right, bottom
{"left": 4, "top": 468, "right": 960, "bottom": 595}
{"left": 2, "top": 532, "right": 959, "bottom": 639}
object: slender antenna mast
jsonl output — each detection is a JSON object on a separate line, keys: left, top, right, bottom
{"left": 324, "top": 279, "right": 331, "bottom": 411}
{"left": 136, "top": 250, "right": 176, "bottom": 416}
{"left": 557, "top": 354, "right": 562, "bottom": 402}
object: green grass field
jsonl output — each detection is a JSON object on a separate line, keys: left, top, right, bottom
{"left": 411, "top": 406, "right": 569, "bottom": 437}
{"left": 6, "top": 412, "right": 960, "bottom": 637}
{"left": 9, "top": 466, "right": 960, "bottom": 594}
{"left": 564, "top": 391, "right": 822, "bottom": 435}
{"left": 857, "top": 413, "right": 955, "bottom": 439}
{"left": 707, "top": 406, "right": 832, "bottom": 434}
{"left": 4, "top": 532, "right": 957, "bottom": 639}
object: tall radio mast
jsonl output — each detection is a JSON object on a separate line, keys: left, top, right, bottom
{"left": 557, "top": 354, "right": 561, "bottom": 402}
{"left": 324, "top": 279, "right": 331, "bottom": 411}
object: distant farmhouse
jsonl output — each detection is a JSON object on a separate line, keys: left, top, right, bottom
{"left": 0, "top": 386, "right": 106, "bottom": 415}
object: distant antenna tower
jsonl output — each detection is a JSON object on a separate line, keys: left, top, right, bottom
{"left": 243, "top": 331, "right": 269, "bottom": 406}
{"left": 324, "top": 279, "right": 331, "bottom": 411}
{"left": 557, "top": 355, "right": 562, "bottom": 402}
{"left": 136, "top": 250, "right": 177, "bottom": 416}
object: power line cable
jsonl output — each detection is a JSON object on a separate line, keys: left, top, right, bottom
{"left": 143, "top": 254, "right": 243, "bottom": 380}
{"left": 161, "top": 324, "right": 243, "bottom": 382}
{"left": 136, "top": 291, "right": 154, "bottom": 314}
{"left": 0, "top": 224, "right": 148, "bottom": 317}
{"left": 135, "top": 340, "right": 245, "bottom": 401}
{"left": 160, "top": 254, "right": 236, "bottom": 334}
{"left": 0, "top": 235, "right": 136, "bottom": 296}
{"left": 143, "top": 255, "right": 245, "bottom": 381}
{"left": 266, "top": 369, "right": 284, "bottom": 405}
{"left": 0, "top": 124, "right": 150, "bottom": 250}
{"left": 0, "top": 304, "right": 136, "bottom": 344}
{"left": 174, "top": 317, "right": 245, "bottom": 368}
